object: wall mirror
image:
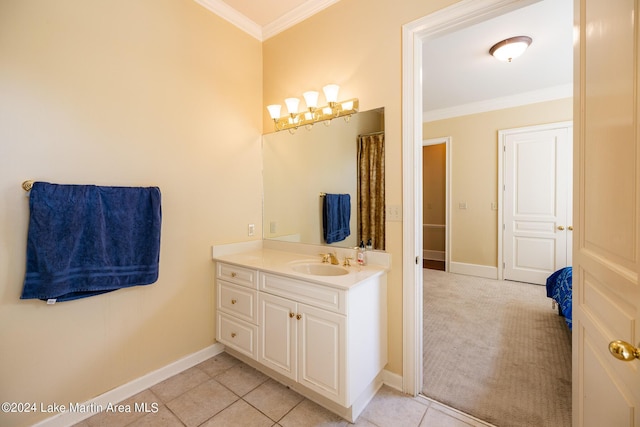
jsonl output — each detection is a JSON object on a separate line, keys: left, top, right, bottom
{"left": 263, "top": 107, "right": 385, "bottom": 250}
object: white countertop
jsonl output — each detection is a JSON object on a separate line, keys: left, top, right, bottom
{"left": 212, "top": 242, "right": 388, "bottom": 290}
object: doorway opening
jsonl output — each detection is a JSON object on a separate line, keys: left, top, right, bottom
{"left": 401, "top": 0, "right": 573, "bottom": 418}
{"left": 422, "top": 138, "right": 451, "bottom": 272}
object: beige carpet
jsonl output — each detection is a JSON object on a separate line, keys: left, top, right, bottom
{"left": 422, "top": 269, "right": 572, "bottom": 427}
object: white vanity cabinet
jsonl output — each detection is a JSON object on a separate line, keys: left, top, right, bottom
{"left": 214, "top": 256, "right": 387, "bottom": 423}
{"left": 215, "top": 263, "right": 259, "bottom": 359}
{"left": 258, "top": 275, "right": 347, "bottom": 404}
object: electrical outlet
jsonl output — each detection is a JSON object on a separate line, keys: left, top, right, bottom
{"left": 459, "top": 202, "right": 468, "bottom": 210}
{"left": 270, "top": 221, "right": 277, "bottom": 233}
{"left": 248, "top": 223, "right": 255, "bottom": 236}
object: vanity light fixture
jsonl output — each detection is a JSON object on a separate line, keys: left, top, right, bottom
{"left": 489, "top": 36, "right": 532, "bottom": 62}
{"left": 266, "top": 84, "right": 359, "bottom": 133}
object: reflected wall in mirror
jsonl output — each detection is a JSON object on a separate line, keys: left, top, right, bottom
{"left": 263, "top": 108, "right": 385, "bottom": 249}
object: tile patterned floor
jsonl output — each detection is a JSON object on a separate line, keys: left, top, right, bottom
{"left": 74, "top": 352, "right": 494, "bottom": 427}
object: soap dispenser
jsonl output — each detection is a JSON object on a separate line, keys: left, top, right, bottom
{"left": 357, "top": 241, "right": 367, "bottom": 266}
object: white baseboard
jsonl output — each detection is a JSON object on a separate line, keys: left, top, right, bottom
{"left": 449, "top": 262, "right": 498, "bottom": 279}
{"left": 382, "top": 369, "right": 403, "bottom": 392}
{"left": 423, "top": 250, "right": 445, "bottom": 261}
{"left": 34, "top": 343, "right": 225, "bottom": 427}
{"left": 34, "top": 345, "right": 404, "bottom": 427}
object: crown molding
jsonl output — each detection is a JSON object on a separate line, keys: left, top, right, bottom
{"left": 193, "top": 0, "right": 262, "bottom": 40}
{"left": 194, "top": 0, "right": 340, "bottom": 41}
{"left": 262, "top": 0, "right": 340, "bottom": 40}
{"left": 422, "top": 83, "right": 573, "bottom": 122}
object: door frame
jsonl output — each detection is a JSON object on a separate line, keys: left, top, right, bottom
{"left": 422, "top": 137, "right": 452, "bottom": 271}
{"left": 401, "top": 0, "right": 541, "bottom": 396}
{"left": 497, "top": 121, "right": 573, "bottom": 281}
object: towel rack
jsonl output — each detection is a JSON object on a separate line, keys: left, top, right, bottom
{"left": 22, "top": 180, "right": 35, "bottom": 192}
{"left": 319, "top": 192, "right": 326, "bottom": 197}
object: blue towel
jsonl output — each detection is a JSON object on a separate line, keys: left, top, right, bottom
{"left": 323, "top": 193, "right": 351, "bottom": 244}
{"left": 21, "top": 182, "right": 161, "bottom": 302}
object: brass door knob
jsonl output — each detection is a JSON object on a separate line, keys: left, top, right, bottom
{"left": 231, "top": 299, "right": 237, "bottom": 304}
{"left": 557, "top": 225, "right": 565, "bottom": 231}
{"left": 296, "top": 314, "right": 302, "bottom": 320}
{"left": 231, "top": 332, "right": 237, "bottom": 338}
{"left": 609, "top": 340, "right": 640, "bottom": 361}
{"left": 289, "top": 312, "right": 295, "bottom": 318}
{"left": 568, "top": 226, "right": 574, "bottom": 231}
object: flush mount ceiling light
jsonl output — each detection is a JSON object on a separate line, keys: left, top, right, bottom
{"left": 266, "top": 84, "right": 359, "bottom": 133}
{"left": 489, "top": 36, "right": 532, "bottom": 62}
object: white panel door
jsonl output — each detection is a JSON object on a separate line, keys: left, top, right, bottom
{"left": 503, "top": 124, "right": 572, "bottom": 284}
{"left": 298, "top": 304, "right": 346, "bottom": 404}
{"left": 258, "top": 293, "right": 297, "bottom": 380}
{"left": 574, "top": 0, "right": 640, "bottom": 424}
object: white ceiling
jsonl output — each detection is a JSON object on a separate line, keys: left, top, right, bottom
{"left": 196, "top": 0, "right": 574, "bottom": 120}
{"left": 422, "top": 0, "right": 573, "bottom": 121}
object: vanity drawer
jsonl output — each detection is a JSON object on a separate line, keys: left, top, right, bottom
{"left": 259, "top": 272, "right": 346, "bottom": 315}
{"left": 217, "top": 262, "right": 258, "bottom": 289}
{"left": 217, "top": 312, "right": 258, "bottom": 360}
{"left": 217, "top": 281, "right": 258, "bottom": 324}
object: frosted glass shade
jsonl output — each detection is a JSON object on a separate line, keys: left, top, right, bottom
{"left": 323, "top": 84, "right": 340, "bottom": 103}
{"left": 266, "top": 104, "right": 282, "bottom": 119}
{"left": 303, "top": 91, "right": 319, "bottom": 109}
{"left": 284, "top": 98, "right": 300, "bottom": 115}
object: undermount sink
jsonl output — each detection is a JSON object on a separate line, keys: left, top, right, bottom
{"left": 291, "top": 262, "right": 349, "bottom": 276}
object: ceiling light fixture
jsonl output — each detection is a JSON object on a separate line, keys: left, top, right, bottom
{"left": 489, "top": 36, "right": 532, "bottom": 62}
{"left": 266, "top": 84, "right": 359, "bottom": 133}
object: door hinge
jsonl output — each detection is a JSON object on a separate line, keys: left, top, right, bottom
{"left": 416, "top": 256, "right": 420, "bottom": 265}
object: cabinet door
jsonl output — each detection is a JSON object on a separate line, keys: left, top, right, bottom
{"left": 258, "top": 293, "right": 297, "bottom": 380}
{"left": 298, "top": 304, "right": 346, "bottom": 405}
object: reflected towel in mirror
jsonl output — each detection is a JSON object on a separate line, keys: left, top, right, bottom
{"left": 323, "top": 193, "right": 350, "bottom": 244}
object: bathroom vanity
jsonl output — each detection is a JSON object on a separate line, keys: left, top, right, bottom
{"left": 212, "top": 241, "right": 389, "bottom": 422}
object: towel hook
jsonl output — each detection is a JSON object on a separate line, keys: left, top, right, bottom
{"left": 22, "top": 180, "right": 35, "bottom": 192}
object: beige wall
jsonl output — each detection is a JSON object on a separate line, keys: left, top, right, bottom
{"left": 423, "top": 98, "right": 573, "bottom": 267}
{"left": 263, "top": 0, "right": 455, "bottom": 377}
{"left": 0, "top": 1, "right": 262, "bottom": 425}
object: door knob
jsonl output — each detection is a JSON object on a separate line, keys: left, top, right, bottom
{"left": 609, "top": 340, "right": 640, "bottom": 361}
{"left": 568, "top": 226, "right": 573, "bottom": 231}
{"left": 557, "top": 225, "right": 565, "bottom": 231}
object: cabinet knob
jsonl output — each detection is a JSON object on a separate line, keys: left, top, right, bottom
{"left": 231, "top": 332, "right": 237, "bottom": 338}
{"left": 231, "top": 272, "right": 237, "bottom": 278}
{"left": 289, "top": 312, "right": 295, "bottom": 318}
{"left": 231, "top": 299, "right": 237, "bottom": 304}
{"left": 557, "top": 225, "right": 565, "bottom": 231}
{"left": 296, "top": 314, "right": 302, "bottom": 320}
{"left": 568, "top": 226, "right": 574, "bottom": 231}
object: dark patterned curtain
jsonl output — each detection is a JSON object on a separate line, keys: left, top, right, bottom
{"left": 358, "top": 133, "right": 385, "bottom": 250}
